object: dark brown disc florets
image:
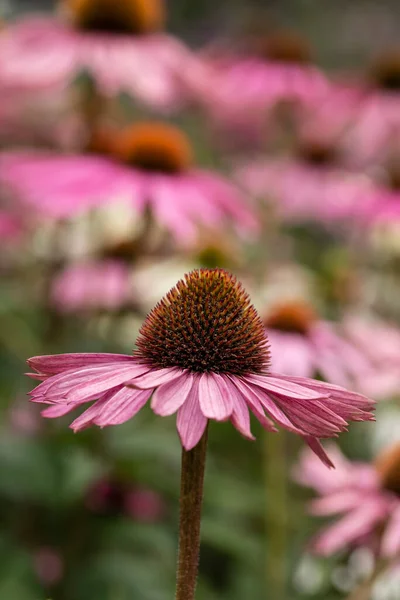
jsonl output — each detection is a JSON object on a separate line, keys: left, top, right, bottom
{"left": 375, "top": 443, "right": 400, "bottom": 497}
{"left": 135, "top": 269, "right": 270, "bottom": 375}
{"left": 370, "top": 50, "right": 400, "bottom": 91}
{"left": 65, "top": 0, "right": 164, "bottom": 35}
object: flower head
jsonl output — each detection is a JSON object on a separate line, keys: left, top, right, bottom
{"left": 294, "top": 443, "right": 400, "bottom": 558}
{"left": 0, "top": 122, "right": 257, "bottom": 244}
{"left": 0, "top": 0, "right": 208, "bottom": 109}
{"left": 27, "top": 269, "right": 374, "bottom": 465}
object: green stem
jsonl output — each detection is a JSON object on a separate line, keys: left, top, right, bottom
{"left": 264, "top": 431, "right": 288, "bottom": 600}
{"left": 175, "top": 427, "right": 208, "bottom": 600}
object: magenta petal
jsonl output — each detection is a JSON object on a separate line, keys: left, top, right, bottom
{"left": 304, "top": 437, "right": 335, "bottom": 469}
{"left": 224, "top": 377, "right": 254, "bottom": 440}
{"left": 381, "top": 505, "right": 400, "bottom": 558}
{"left": 64, "top": 365, "right": 149, "bottom": 403}
{"left": 231, "top": 377, "right": 278, "bottom": 432}
{"left": 70, "top": 398, "right": 110, "bottom": 432}
{"left": 41, "top": 404, "right": 76, "bottom": 418}
{"left": 129, "top": 367, "right": 183, "bottom": 390}
{"left": 311, "top": 503, "right": 386, "bottom": 555}
{"left": 247, "top": 374, "right": 329, "bottom": 400}
{"left": 151, "top": 373, "right": 193, "bottom": 416}
{"left": 27, "top": 353, "right": 136, "bottom": 375}
{"left": 198, "top": 373, "right": 233, "bottom": 421}
{"left": 177, "top": 378, "right": 207, "bottom": 450}
{"left": 95, "top": 387, "right": 151, "bottom": 426}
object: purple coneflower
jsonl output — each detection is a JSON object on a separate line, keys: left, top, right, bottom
{"left": 51, "top": 259, "right": 133, "bottom": 313}
{"left": 0, "top": 122, "right": 257, "bottom": 244}
{"left": 236, "top": 137, "right": 374, "bottom": 226}
{"left": 294, "top": 443, "right": 400, "bottom": 559}
{"left": 0, "top": 0, "right": 206, "bottom": 110}
{"left": 28, "top": 269, "right": 374, "bottom": 467}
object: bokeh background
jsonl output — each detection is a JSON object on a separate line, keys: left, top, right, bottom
{"left": 0, "top": 1, "right": 400, "bottom": 599}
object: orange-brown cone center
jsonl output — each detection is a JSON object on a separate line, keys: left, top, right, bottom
{"left": 264, "top": 301, "right": 317, "bottom": 335}
{"left": 110, "top": 122, "right": 193, "bottom": 174}
{"left": 64, "top": 0, "right": 164, "bottom": 34}
{"left": 249, "top": 30, "right": 312, "bottom": 64}
{"left": 375, "top": 444, "right": 400, "bottom": 496}
{"left": 370, "top": 50, "right": 400, "bottom": 91}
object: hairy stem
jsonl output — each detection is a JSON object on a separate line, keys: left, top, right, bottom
{"left": 175, "top": 427, "right": 208, "bottom": 600}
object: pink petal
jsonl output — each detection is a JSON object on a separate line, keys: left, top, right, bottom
{"left": 27, "top": 353, "right": 136, "bottom": 375}
{"left": 198, "top": 373, "right": 233, "bottom": 421}
{"left": 70, "top": 398, "right": 111, "bottom": 432}
{"left": 151, "top": 372, "right": 194, "bottom": 416}
{"left": 240, "top": 378, "right": 305, "bottom": 434}
{"left": 309, "top": 490, "right": 365, "bottom": 515}
{"left": 247, "top": 374, "right": 329, "bottom": 400}
{"left": 176, "top": 378, "right": 208, "bottom": 450}
{"left": 95, "top": 387, "right": 151, "bottom": 426}
{"left": 231, "top": 377, "right": 277, "bottom": 432}
{"left": 303, "top": 437, "right": 335, "bottom": 469}
{"left": 64, "top": 365, "right": 149, "bottom": 403}
{"left": 41, "top": 404, "right": 76, "bottom": 418}
{"left": 130, "top": 367, "right": 183, "bottom": 389}
{"left": 223, "top": 376, "right": 254, "bottom": 440}
{"left": 311, "top": 503, "right": 386, "bottom": 555}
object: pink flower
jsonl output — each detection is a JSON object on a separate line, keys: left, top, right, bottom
{"left": 0, "top": 0, "right": 207, "bottom": 111}
{"left": 0, "top": 122, "right": 258, "bottom": 244}
{"left": 51, "top": 259, "right": 133, "bottom": 313}
{"left": 236, "top": 153, "right": 374, "bottom": 226}
{"left": 294, "top": 443, "right": 400, "bottom": 558}
{"left": 263, "top": 302, "right": 400, "bottom": 398}
{"left": 27, "top": 269, "right": 374, "bottom": 468}
{"left": 203, "top": 32, "right": 328, "bottom": 149}
{"left": 343, "top": 51, "right": 400, "bottom": 168}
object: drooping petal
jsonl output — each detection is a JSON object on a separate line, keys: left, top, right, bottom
{"left": 222, "top": 376, "right": 254, "bottom": 440}
{"left": 246, "top": 374, "right": 329, "bottom": 400}
{"left": 303, "top": 437, "right": 335, "bottom": 470}
{"left": 151, "top": 372, "right": 194, "bottom": 416}
{"left": 177, "top": 378, "right": 208, "bottom": 450}
{"left": 130, "top": 367, "right": 183, "bottom": 389}
{"left": 198, "top": 372, "right": 233, "bottom": 421}
{"left": 231, "top": 377, "right": 277, "bottom": 432}
{"left": 41, "top": 404, "right": 76, "bottom": 418}
{"left": 95, "top": 387, "right": 152, "bottom": 426}
{"left": 27, "top": 353, "right": 136, "bottom": 375}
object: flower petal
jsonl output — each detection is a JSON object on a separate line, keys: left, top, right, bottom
{"left": 130, "top": 367, "right": 183, "bottom": 390}
{"left": 27, "top": 353, "right": 136, "bottom": 375}
{"left": 95, "top": 387, "right": 152, "bottom": 426}
{"left": 198, "top": 373, "right": 233, "bottom": 421}
{"left": 247, "top": 374, "right": 329, "bottom": 400}
{"left": 303, "top": 437, "right": 335, "bottom": 469}
{"left": 222, "top": 376, "right": 254, "bottom": 440}
{"left": 151, "top": 372, "right": 194, "bottom": 416}
{"left": 177, "top": 378, "right": 208, "bottom": 450}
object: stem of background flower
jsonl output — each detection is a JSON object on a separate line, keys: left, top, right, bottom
{"left": 264, "top": 431, "right": 288, "bottom": 600}
{"left": 345, "top": 559, "right": 390, "bottom": 600}
{"left": 175, "top": 426, "right": 209, "bottom": 600}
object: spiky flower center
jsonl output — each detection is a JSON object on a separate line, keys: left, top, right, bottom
{"left": 264, "top": 301, "right": 316, "bottom": 335}
{"left": 110, "top": 122, "right": 193, "bottom": 174}
{"left": 249, "top": 31, "right": 311, "bottom": 64}
{"left": 375, "top": 444, "right": 400, "bottom": 497}
{"left": 135, "top": 269, "right": 270, "bottom": 375}
{"left": 64, "top": 0, "right": 164, "bottom": 35}
{"left": 370, "top": 51, "right": 400, "bottom": 91}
